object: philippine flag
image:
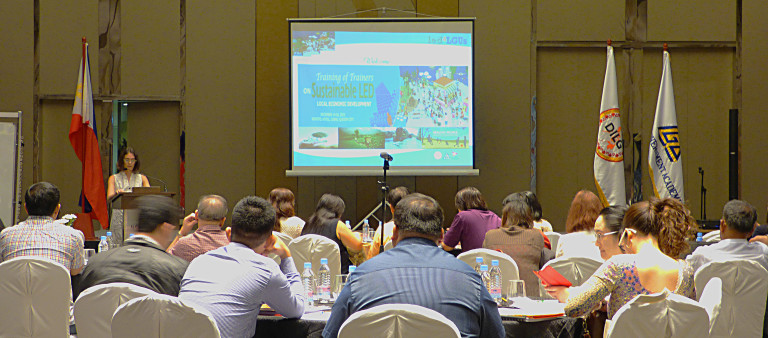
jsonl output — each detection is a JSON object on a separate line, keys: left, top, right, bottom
{"left": 69, "top": 39, "right": 109, "bottom": 229}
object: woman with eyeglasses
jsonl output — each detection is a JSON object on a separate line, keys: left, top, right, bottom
{"left": 545, "top": 198, "right": 696, "bottom": 319}
{"left": 594, "top": 205, "right": 628, "bottom": 260}
{"left": 107, "top": 147, "right": 150, "bottom": 244}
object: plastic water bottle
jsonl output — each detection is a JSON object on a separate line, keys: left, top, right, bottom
{"left": 106, "top": 231, "right": 115, "bottom": 249}
{"left": 348, "top": 265, "right": 356, "bottom": 274}
{"left": 362, "top": 219, "right": 371, "bottom": 243}
{"left": 474, "top": 257, "right": 484, "bottom": 274}
{"left": 489, "top": 260, "right": 503, "bottom": 305}
{"left": 479, "top": 264, "right": 491, "bottom": 295}
{"left": 696, "top": 232, "right": 703, "bottom": 242}
{"left": 345, "top": 220, "right": 351, "bottom": 229}
{"left": 302, "top": 262, "right": 315, "bottom": 306}
{"left": 318, "top": 258, "right": 331, "bottom": 303}
{"left": 98, "top": 236, "right": 109, "bottom": 253}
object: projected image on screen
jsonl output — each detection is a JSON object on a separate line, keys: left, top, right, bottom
{"left": 289, "top": 19, "right": 475, "bottom": 176}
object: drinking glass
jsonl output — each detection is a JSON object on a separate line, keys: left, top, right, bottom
{"left": 506, "top": 280, "right": 526, "bottom": 305}
{"left": 84, "top": 248, "right": 96, "bottom": 264}
{"left": 333, "top": 274, "right": 349, "bottom": 300}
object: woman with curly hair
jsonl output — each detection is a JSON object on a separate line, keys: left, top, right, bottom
{"left": 556, "top": 190, "right": 604, "bottom": 259}
{"left": 545, "top": 198, "right": 696, "bottom": 319}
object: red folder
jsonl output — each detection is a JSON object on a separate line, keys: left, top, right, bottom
{"left": 533, "top": 266, "right": 572, "bottom": 287}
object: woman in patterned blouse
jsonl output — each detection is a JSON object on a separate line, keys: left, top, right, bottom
{"left": 545, "top": 198, "right": 696, "bottom": 319}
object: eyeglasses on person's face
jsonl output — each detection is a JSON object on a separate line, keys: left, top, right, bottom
{"left": 618, "top": 228, "right": 637, "bottom": 249}
{"left": 124, "top": 158, "right": 136, "bottom": 163}
{"left": 594, "top": 231, "right": 618, "bottom": 241}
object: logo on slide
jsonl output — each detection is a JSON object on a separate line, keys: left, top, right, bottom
{"left": 434, "top": 151, "right": 442, "bottom": 160}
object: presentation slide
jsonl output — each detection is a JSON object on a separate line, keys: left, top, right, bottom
{"left": 289, "top": 19, "right": 476, "bottom": 176}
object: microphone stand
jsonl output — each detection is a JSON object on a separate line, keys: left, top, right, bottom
{"left": 378, "top": 158, "right": 390, "bottom": 255}
{"left": 698, "top": 167, "right": 706, "bottom": 220}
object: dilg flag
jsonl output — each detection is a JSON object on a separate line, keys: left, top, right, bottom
{"left": 648, "top": 48, "right": 684, "bottom": 201}
{"left": 594, "top": 44, "right": 626, "bottom": 207}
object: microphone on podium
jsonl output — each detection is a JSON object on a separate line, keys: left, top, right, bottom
{"left": 143, "top": 174, "right": 169, "bottom": 192}
{"left": 380, "top": 152, "right": 393, "bottom": 161}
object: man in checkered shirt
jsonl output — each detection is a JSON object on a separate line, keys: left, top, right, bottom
{"left": 169, "top": 194, "right": 230, "bottom": 262}
{"left": 0, "top": 182, "right": 85, "bottom": 275}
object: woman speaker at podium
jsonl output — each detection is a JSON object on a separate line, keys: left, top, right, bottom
{"left": 107, "top": 147, "right": 150, "bottom": 243}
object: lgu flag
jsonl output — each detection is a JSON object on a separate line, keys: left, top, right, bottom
{"left": 594, "top": 44, "right": 626, "bottom": 207}
{"left": 648, "top": 47, "right": 684, "bottom": 201}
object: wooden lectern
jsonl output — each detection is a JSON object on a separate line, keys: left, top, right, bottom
{"left": 109, "top": 187, "right": 175, "bottom": 243}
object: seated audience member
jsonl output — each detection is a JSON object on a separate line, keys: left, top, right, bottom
{"left": 687, "top": 199, "right": 768, "bottom": 271}
{"left": 0, "top": 182, "right": 84, "bottom": 275}
{"left": 442, "top": 187, "right": 501, "bottom": 253}
{"left": 77, "top": 195, "right": 188, "bottom": 298}
{"left": 502, "top": 192, "right": 552, "bottom": 250}
{"left": 556, "top": 190, "right": 603, "bottom": 260}
{"left": 546, "top": 198, "right": 696, "bottom": 319}
{"left": 594, "top": 205, "right": 628, "bottom": 260}
{"left": 268, "top": 188, "right": 305, "bottom": 239}
{"left": 301, "top": 194, "right": 362, "bottom": 273}
{"left": 505, "top": 190, "right": 552, "bottom": 232}
{"left": 179, "top": 196, "right": 304, "bottom": 338}
{"left": 323, "top": 193, "right": 504, "bottom": 338}
{"left": 483, "top": 198, "right": 546, "bottom": 297}
{"left": 364, "top": 186, "right": 409, "bottom": 258}
{"left": 169, "top": 195, "right": 230, "bottom": 262}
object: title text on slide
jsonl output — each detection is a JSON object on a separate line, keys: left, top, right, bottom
{"left": 311, "top": 83, "right": 374, "bottom": 99}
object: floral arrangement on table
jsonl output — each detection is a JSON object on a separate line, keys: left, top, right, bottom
{"left": 54, "top": 214, "right": 78, "bottom": 227}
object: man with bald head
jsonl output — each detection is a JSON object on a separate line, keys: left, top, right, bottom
{"left": 170, "top": 195, "right": 230, "bottom": 262}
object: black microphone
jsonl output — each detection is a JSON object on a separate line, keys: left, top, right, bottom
{"left": 380, "top": 152, "right": 393, "bottom": 161}
{"left": 143, "top": 174, "right": 169, "bottom": 192}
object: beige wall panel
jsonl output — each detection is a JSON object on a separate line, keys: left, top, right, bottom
{"left": 186, "top": 0, "right": 255, "bottom": 209}
{"left": 537, "top": 0, "right": 624, "bottom": 42}
{"left": 0, "top": 0, "right": 34, "bottom": 213}
{"left": 641, "top": 49, "right": 731, "bottom": 218}
{"left": 39, "top": 0, "right": 99, "bottom": 95}
{"left": 124, "top": 102, "right": 180, "bottom": 202}
{"left": 39, "top": 101, "right": 108, "bottom": 221}
{"left": 416, "top": 177, "right": 458, "bottom": 228}
{"left": 647, "top": 0, "right": 736, "bottom": 42}
{"left": 418, "top": 0, "right": 458, "bottom": 17}
{"left": 536, "top": 48, "right": 615, "bottom": 230}
{"left": 741, "top": 0, "right": 768, "bottom": 218}
{"left": 121, "top": 0, "right": 180, "bottom": 96}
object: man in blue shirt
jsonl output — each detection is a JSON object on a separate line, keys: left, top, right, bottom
{"left": 179, "top": 196, "right": 305, "bottom": 338}
{"left": 323, "top": 193, "right": 504, "bottom": 338}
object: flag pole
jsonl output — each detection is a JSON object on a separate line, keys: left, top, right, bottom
{"left": 81, "top": 37, "right": 87, "bottom": 213}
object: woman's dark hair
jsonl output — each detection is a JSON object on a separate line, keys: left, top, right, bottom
{"left": 622, "top": 198, "right": 694, "bottom": 258}
{"left": 503, "top": 191, "right": 543, "bottom": 221}
{"left": 501, "top": 199, "right": 534, "bottom": 229}
{"left": 455, "top": 187, "right": 488, "bottom": 211}
{"left": 116, "top": 147, "right": 141, "bottom": 173}
{"left": 565, "top": 190, "right": 602, "bottom": 233}
{"left": 302, "top": 194, "right": 345, "bottom": 235}
{"left": 599, "top": 205, "right": 628, "bottom": 233}
{"left": 269, "top": 188, "right": 296, "bottom": 219}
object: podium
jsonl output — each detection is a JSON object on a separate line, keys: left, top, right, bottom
{"left": 109, "top": 187, "right": 175, "bottom": 243}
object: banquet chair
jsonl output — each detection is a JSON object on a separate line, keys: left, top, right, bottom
{"left": 338, "top": 303, "right": 461, "bottom": 338}
{"left": 111, "top": 294, "right": 220, "bottom": 338}
{"left": 270, "top": 231, "right": 296, "bottom": 264}
{"left": 696, "top": 277, "right": 723, "bottom": 336}
{"left": 544, "top": 232, "right": 561, "bottom": 251}
{"left": 288, "top": 234, "right": 341, "bottom": 286}
{"left": 694, "top": 260, "right": 768, "bottom": 338}
{"left": 606, "top": 289, "right": 710, "bottom": 338}
{"left": 539, "top": 256, "right": 602, "bottom": 300}
{"left": 383, "top": 240, "right": 393, "bottom": 251}
{"left": 73, "top": 282, "right": 157, "bottom": 338}
{"left": 457, "top": 248, "right": 520, "bottom": 293}
{"left": 0, "top": 257, "right": 71, "bottom": 338}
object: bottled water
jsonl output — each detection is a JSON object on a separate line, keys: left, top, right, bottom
{"left": 474, "top": 257, "right": 484, "bottom": 274}
{"left": 318, "top": 258, "right": 331, "bottom": 303}
{"left": 489, "top": 260, "right": 503, "bottom": 305}
{"left": 362, "top": 219, "right": 371, "bottom": 243}
{"left": 106, "top": 231, "right": 115, "bottom": 249}
{"left": 696, "top": 232, "right": 703, "bottom": 242}
{"left": 479, "top": 264, "right": 491, "bottom": 296}
{"left": 302, "top": 262, "right": 315, "bottom": 306}
{"left": 98, "top": 236, "right": 109, "bottom": 253}
{"left": 348, "top": 265, "right": 357, "bottom": 274}
{"left": 345, "top": 220, "right": 351, "bottom": 229}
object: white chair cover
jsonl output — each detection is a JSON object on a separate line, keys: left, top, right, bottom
{"left": 457, "top": 248, "right": 520, "bottom": 292}
{"left": 338, "top": 303, "right": 461, "bottom": 338}
{"left": 0, "top": 257, "right": 71, "bottom": 338}
{"left": 74, "top": 282, "right": 157, "bottom": 338}
{"left": 607, "top": 289, "right": 710, "bottom": 338}
{"left": 544, "top": 232, "right": 561, "bottom": 252}
{"left": 383, "top": 240, "right": 393, "bottom": 251}
{"left": 694, "top": 260, "right": 768, "bottom": 337}
{"left": 697, "top": 277, "right": 722, "bottom": 335}
{"left": 288, "top": 234, "right": 341, "bottom": 287}
{"left": 270, "top": 231, "right": 296, "bottom": 264}
{"left": 111, "top": 294, "right": 220, "bottom": 338}
{"left": 539, "top": 256, "right": 603, "bottom": 300}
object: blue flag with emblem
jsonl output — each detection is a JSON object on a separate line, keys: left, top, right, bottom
{"left": 648, "top": 49, "right": 684, "bottom": 201}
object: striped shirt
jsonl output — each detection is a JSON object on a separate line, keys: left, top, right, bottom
{"left": 169, "top": 223, "right": 229, "bottom": 262}
{"left": 0, "top": 216, "right": 85, "bottom": 272}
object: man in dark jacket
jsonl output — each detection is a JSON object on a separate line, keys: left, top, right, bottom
{"left": 76, "top": 195, "right": 188, "bottom": 298}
